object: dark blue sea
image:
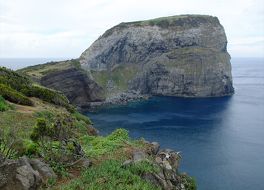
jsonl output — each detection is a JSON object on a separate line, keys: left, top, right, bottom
{"left": 1, "top": 57, "right": 263, "bottom": 190}
{"left": 84, "top": 58, "right": 264, "bottom": 190}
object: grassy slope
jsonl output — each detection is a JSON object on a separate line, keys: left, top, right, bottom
{"left": 0, "top": 67, "right": 164, "bottom": 190}
{"left": 18, "top": 59, "right": 80, "bottom": 80}
{"left": 91, "top": 64, "right": 140, "bottom": 96}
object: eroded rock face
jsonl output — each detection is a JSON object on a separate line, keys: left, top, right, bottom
{"left": 80, "top": 15, "right": 234, "bottom": 97}
{"left": 40, "top": 67, "right": 105, "bottom": 107}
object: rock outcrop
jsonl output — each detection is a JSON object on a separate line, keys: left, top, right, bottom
{"left": 122, "top": 141, "right": 195, "bottom": 190}
{"left": 80, "top": 15, "right": 234, "bottom": 98}
{"left": 0, "top": 156, "right": 56, "bottom": 190}
{"left": 40, "top": 66, "right": 105, "bottom": 107}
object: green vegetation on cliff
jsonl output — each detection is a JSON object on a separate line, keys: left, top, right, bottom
{"left": 0, "top": 67, "right": 196, "bottom": 190}
{"left": 0, "top": 67, "right": 72, "bottom": 109}
{"left": 18, "top": 59, "right": 81, "bottom": 80}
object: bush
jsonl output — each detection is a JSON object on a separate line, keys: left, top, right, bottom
{"left": 22, "top": 85, "right": 69, "bottom": 107}
{"left": 107, "top": 128, "right": 129, "bottom": 141}
{"left": 0, "top": 67, "right": 72, "bottom": 109}
{"left": 0, "top": 95, "right": 10, "bottom": 111}
{"left": 22, "top": 139, "right": 40, "bottom": 156}
{"left": 0, "top": 84, "right": 33, "bottom": 106}
{"left": 30, "top": 118, "right": 52, "bottom": 142}
{"left": 0, "top": 67, "right": 31, "bottom": 91}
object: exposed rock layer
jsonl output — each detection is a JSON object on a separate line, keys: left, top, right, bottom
{"left": 40, "top": 66, "right": 105, "bottom": 106}
{"left": 80, "top": 15, "right": 234, "bottom": 97}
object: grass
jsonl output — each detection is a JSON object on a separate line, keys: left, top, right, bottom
{"left": 91, "top": 64, "right": 139, "bottom": 96}
{"left": 103, "top": 15, "right": 214, "bottom": 38}
{"left": 80, "top": 129, "right": 130, "bottom": 158}
{"left": 0, "top": 95, "right": 11, "bottom": 111}
{"left": 60, "top": 159, "right": 161, "bottom": 190}
{"left": 0, "top": 67, "right": 72, "bottom": 109}
{"left": 0, "top": 110, "right": 36, "bottom": 139}
{"left": 18, "top": 59, "right": 80, "bottom": 80}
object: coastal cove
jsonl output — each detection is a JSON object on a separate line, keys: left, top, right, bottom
{"left": 85, "top": 58, "right": 264, "bottom": 190}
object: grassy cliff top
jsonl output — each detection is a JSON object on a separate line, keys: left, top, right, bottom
{"left": 18, "top": 59, "right": 81, "bottom": 80}
{"left": 102, "top": 14, "right": 219, "bottom": 38}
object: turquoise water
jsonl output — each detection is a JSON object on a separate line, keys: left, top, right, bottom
{"left": 85, "top": 58, "right": 264, "bottom": 190}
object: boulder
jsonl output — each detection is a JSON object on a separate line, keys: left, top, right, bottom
{"left": 133, "top": 150, "right": 147, "bottom": 162}
{"left": 0, "top": 156, "right": 56, "bottom": 190}
{"left": 30, "top": 159, "right": 57, "bottom": 181}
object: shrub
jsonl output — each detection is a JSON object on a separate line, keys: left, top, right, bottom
{"left": 0, "top": 67, "right": 31, "bottom": 91}
{"left": 22, "top": 85, "right": 69, "bottom": 107}
{"left": 22, "top": 139, "right": 40, "bottom": 156}
{"left": 0, "top": 95, "right": 10, "bottom": 111}
{"left": 107, "top": 128, "right": 129, "bottom": 141}
{"left": 0, "top": 84, "right": 33, "bottom": 106}
{"left": 30, "top": 118, "right": 52, "bottom": 142}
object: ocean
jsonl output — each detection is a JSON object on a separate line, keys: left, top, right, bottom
{"left": 84, "top": 58, "right": 264, "bottom": 190}
{"left": 1, "top": 57, "right": 264, "bottom": 190}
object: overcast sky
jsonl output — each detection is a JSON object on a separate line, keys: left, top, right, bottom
{"left": 0, "top": 0, "right": 263, "bottom": 58}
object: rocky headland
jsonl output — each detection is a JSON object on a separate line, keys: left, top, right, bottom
{"left": 20, "top": 15, "right": 234, "bottom": 110}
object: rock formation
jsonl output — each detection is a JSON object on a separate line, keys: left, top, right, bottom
{"left": 122, "top": 141, "right": 195, "bottom": 190}
{"left": 40, "top": 66, "right": 105, "bottom": 106}
{"left": 21, "top": 15, "right": 234, "bottom": 109}
{"left": 80, "top": 15, "right": 234, "bottom": 98}
{"left": 0, "top": 156, "right": 56, "bottom": 190}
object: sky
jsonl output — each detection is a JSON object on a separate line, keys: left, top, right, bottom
{"left": 0, "top": 0, "right": 263, "bottom": 58}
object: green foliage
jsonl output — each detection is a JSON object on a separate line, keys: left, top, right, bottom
{"left": 0, "top": 95, "right": 10, "bottom": 111}
{"left": 0, "top": 128, "right": 20, "bottom": 160}
{"left": 0, "top": 66, "right": 71, "bottom": 108}
{"left": 22, "top": 139, "right": 40, "bottom": 156}
{"left": 0, "top": 83, "right": 33, "bottom": 106}
{"left": 22, "top": 85, "right": 70, "bottom": 108}
{"left": 61, "top": 160, "right": 161, "bottom": 190}
{"left": 126, "top": 160, "right": 160, "bottom": 176}
{"left": 107, "top": 128, "right": 129, "bottom": 141}
{"left": 73, "top": 111, "right": 92, "bottom": 125}
{"left": 80, "top": 129, "right": 129, "bottom": 158}
{"left": 91, "top": 64, "right": 139, "bottom": 95}
{"left": 30, "top": 118, "right": 52, "bottom": 142}
{"left": 0, "top": 66, "right": 31, "bottom": 91}
{"left": 181, "top": 174, "right": 197, "bottom": 190}
{"left": 35, "top": 110, "right": 55, "bottom": 121}
{"left": 46, "top": 177, "right": 57, "bottom": 188}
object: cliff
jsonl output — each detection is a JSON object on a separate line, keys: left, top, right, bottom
{"left": 80, "top": 15, "right": 234, "bottom": 98}
{"left": 19, "top": 59, "right": 105, "bottom": 108}
{"left": 20, "top": 15, "right": 234, "bottom": 109}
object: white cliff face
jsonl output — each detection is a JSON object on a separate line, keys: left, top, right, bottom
{"left": 80, "top": 15, "right": 234, "bottom": 97}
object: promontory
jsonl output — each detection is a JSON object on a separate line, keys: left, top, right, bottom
{"left": 20, "top": 15, "right": 234, "bottom": 109}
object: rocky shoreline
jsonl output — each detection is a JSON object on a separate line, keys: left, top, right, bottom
{"left": 79, "top": 90, "right": 149, "bottom": 111}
